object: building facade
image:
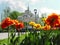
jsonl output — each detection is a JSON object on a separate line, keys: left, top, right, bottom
{"left": 18, "top": 6, "right": 39, "bottom": 23}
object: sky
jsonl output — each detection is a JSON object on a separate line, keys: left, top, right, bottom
{"left": 0, "top": 0, "right": 60, "bottom": 22}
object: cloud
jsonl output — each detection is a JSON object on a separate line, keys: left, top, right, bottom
{"left": 30, "top": 0, "right": 45, "bottom": 5}
{"left": 0, "top": 0, "right": 27, "bottom": 12}
{"left": 39, "top": 7, "right": 60, "bottom": 17}
{"left": 0, "top": 0, "right": 27, "bottom": 22}
{"left": 8, "top": 0, "right": 27, "bottom": 11}
{"left": 40, "top": 7, "right": 60, "bottom": 14}
{"left": 31, "top": 0, "right": 38, "bottom": 3}
{"left": 30, "top": 0, "right": 39, "bottom": 4}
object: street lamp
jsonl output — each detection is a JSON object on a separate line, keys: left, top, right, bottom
{"left": 34, "top": 9, "right": 37, "bottom": 23}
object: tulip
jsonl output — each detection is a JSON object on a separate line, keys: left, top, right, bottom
{"left": 1, "top": 17, "right": 14, "bottom": 29}
{"left": 45, "top": 13, "right": 59, "bottom": 27}
{"left": 15, "top": 22, "right": 24, "bottom": 31}
{"left": 33, "top": 24, "right": 41, "bottom": 29}
{"left": 42, "top": 24, "right": 51, "bottom": 30}
{"left": 29, "top": 21, "right": 35, "bottom": 26}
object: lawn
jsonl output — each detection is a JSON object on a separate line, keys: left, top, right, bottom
{"left": 0, "top": 33, "right": 26, "bottom": 45}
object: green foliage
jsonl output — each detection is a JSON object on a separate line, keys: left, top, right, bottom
{"left": 9, "top": 11, "right": 19, "bottom": 19}
{"left": 0, "top": 26, "right": 2, "bottom": 32}
{"left": 0, "top": 39, "right": 8, "bottom": 45}
{"left": 20, "top": 30, "right": 60, "bottom": 45}
{"left": 9, "top": 11, "right": 23, "bottom": 19}
{"left": 0, "top": 30, "right": 60, "bottom": 45}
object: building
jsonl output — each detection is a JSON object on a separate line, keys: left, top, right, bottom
{"left": 18, "top": 6, "right": 39, "bottom": 23}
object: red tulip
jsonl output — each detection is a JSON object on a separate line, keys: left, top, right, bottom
{"left": 15, "top": 22, "right": 24, "bottom": 31}
{"left": 45, "top": 13, "right": 59, "bottom": 27}
{"left": 1, "top": 17, "right": 14, "bottom": 29}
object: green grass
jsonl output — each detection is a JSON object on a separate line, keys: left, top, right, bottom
{"left": 0, "top": 39, "right": 8, "bottom": 45}
{"left": 0, "top": 31, "right": 60, "bottom": 45}
{"left": 0, "top": 33, "right": 26, "bottom": 45}
{"left": 20, "top": 33, "right": 26, "bottom": 43}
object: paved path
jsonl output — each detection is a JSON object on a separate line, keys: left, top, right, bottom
{"left": 0, "top": 32, "right": 26, "bottom": 40}
{"left": 0, "top": 33, "right": 19, "bottom": 39}
{"left": 0, "top": 33, "right": 8, "bottom": 39}
{"left": 0, "top": 32, "right": 39, "bottom": 40}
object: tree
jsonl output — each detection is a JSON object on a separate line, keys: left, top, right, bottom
{"left": 3, "top": 7, "right": 11, "bottom": 18}
{"left": 9, "top": 11, "right": 23, "bottom": 19}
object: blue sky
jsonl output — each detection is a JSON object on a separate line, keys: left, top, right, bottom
{"left": 0, "top": 0, "right": 60, "bottom": 22}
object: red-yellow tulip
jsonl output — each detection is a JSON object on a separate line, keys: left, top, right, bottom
{"left": 1, "top": 17, "right": 14, "bottom": 29}
{"left": 45, "top": 13, "right": 59, "bottom": 27}
{"left": 15, "top": 22, "right": 24, "bottom": 31}
{"left": 33, "top": 24, "right": 41, "bottom": 29}
{"left": 42, "top": 25, "right": 51, "bottom": 30}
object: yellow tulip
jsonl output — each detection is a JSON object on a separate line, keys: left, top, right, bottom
{"left": 42, "top": 18, "right": 46, "bottom": 22}
{"left": 29, "top": 21, "right": 35, "bottom": 26}
{"left": 33, "top": 24, "right": 41, "bottom": 29}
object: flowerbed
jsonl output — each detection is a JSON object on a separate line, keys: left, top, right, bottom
{"left": 0, "top": 13, "right": 60, "bottom": 45}
{"left": 0, "top": 30, "right": 60, "bottom": 45}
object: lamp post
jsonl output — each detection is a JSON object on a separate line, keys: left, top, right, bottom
{"left": 34, "top": 9, "right": 37, "bottom": 23}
